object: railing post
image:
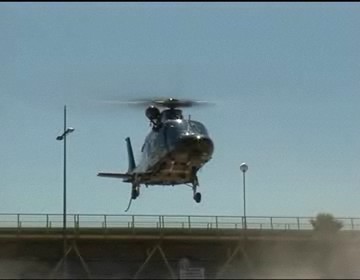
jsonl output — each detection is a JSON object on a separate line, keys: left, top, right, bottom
{"left": 46, "top": 214, "right": 49, "bottom": 229}
{"left": 158, "top": 216, "right": 162, "bottom": 228}
{"left": 132, "top": 215, "right": 135, "bottom": 228}
{"left": 74, "top": 214, "right": 78, "bottom": 230}
{"left": 17, "top": 214, "right": 21, "bottom": 230}
{"left": 351, "top": 218, "right": 354, "bottom": 230}
{"left": 215, "top": 216, "right": 218, "bottom": 230}
{"left": 297, "top": 217, "right": 300, "bottom": 230}
{"left": 270, "top": 217, "right": 273, "bottom": 230}
{"left": 188, "top": 216, "right": 191, "bottom": 229}
{"left": 104, "top": 215, "right": 107, "bottom": 229}
{"left": 78, "top": 214, "right": 80, "bottom": 229}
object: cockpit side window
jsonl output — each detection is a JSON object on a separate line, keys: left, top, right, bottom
{"left": 189, "top": 120, "right": 209, "bottom": 136}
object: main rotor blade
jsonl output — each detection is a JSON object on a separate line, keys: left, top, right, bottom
{"left": 100, "top": 97, "right": 214, "bottom": 109}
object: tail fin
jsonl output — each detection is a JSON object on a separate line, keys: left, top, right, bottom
{"left": 126, "top": 137, "right": 136, "bottom": 172}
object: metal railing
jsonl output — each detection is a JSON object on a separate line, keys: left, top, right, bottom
{"left": 0, "top": 213, "right": 359, "bottom": 231}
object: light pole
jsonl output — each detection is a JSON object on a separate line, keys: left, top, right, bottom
{"left": 240, "top": 163, "right": 248, "bottom": 230}
{"left": 56, "top": 105, "right": 75, "bottom": 256}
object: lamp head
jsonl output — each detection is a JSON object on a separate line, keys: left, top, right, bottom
{"left": 66, "top": 127, "right": 75, "bottom": 134}
{"left": 240, "top": 163, "right": 248, "bottom": 173}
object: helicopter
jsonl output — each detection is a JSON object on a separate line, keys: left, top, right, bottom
{"left": 97, "top": 97, "right": 214, "bottom": 211}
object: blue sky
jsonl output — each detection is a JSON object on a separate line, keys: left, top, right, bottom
{"left": 1, "top": 2, "right": 360, "bottom": 218}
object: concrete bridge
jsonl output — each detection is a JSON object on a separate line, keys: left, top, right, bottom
{"left": 0, "top": 214, "right": 359, "bottom": 279}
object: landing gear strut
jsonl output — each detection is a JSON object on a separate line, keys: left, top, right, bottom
{"left": 192, "top": 173, "right": 201, "bottom": 203}
{"left": 131, "top": 185, "right": 140, "bottom": 200}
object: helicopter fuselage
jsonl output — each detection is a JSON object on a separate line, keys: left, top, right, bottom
{"left": 98, "top": 100, "right": 215, "bottom": 208}
{"left": 133, "top": 116, "right": 214, "bottom": 185}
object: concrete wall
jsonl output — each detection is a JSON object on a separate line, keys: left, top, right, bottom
{"left": 0, "top": 230, "right": 359, "bottom": 279}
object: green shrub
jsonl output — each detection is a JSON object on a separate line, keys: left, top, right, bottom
{"left": 310, "top": 213, "right": 343, "bottom": 232}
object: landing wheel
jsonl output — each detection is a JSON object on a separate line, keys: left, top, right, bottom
{"left": 131, "top": 188, "right": 139, "bottom": 199}
{"left": 194, "top": 192, "right": 201, "bottom": 203}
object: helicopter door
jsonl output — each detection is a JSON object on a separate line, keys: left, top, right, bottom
{"left": 164, "top": 120, "right": 186, "bottom": 150}
{"left": 141, "top": 126, "right": 168, "bottom": 167}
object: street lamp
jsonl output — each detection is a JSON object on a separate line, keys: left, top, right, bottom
{"left": 56, "top": 105, "right": 75, "bottom": 255}
{"left": 240, "top": 163, "right": 248, "bottom": 230}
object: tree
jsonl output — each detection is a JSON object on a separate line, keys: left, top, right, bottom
{"left": 310, "top": 213, "right": 343, "bottom": 233}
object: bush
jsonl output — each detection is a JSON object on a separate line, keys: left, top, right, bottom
{"left": 310, "top": 213, "right": 343, "bottom": 232}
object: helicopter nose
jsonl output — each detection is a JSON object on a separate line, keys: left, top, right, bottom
{"left": 179, "top": 135, "right": 214, "bottom": 159}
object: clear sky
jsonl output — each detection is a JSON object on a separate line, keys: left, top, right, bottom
{"left": 1, "top": 2, "right": 360, "bottom": 218}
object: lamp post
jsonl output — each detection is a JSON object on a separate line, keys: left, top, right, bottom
{"left": 56, "top": 105, "right": 75, "bottom": 256}
{"left": 240, "top": 163, "right": 248, "bottom": 230}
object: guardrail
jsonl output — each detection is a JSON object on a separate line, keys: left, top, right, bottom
{"left": 0, "top": 214, "right": 359, "bottom": 231}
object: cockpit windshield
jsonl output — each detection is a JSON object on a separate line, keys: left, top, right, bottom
{"left": 165, "top": 120, "right": 209, "bottom": 144}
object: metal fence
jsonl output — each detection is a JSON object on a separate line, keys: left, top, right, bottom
{"left": 0, "top": 214, "right": 359, "bottom": 231}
